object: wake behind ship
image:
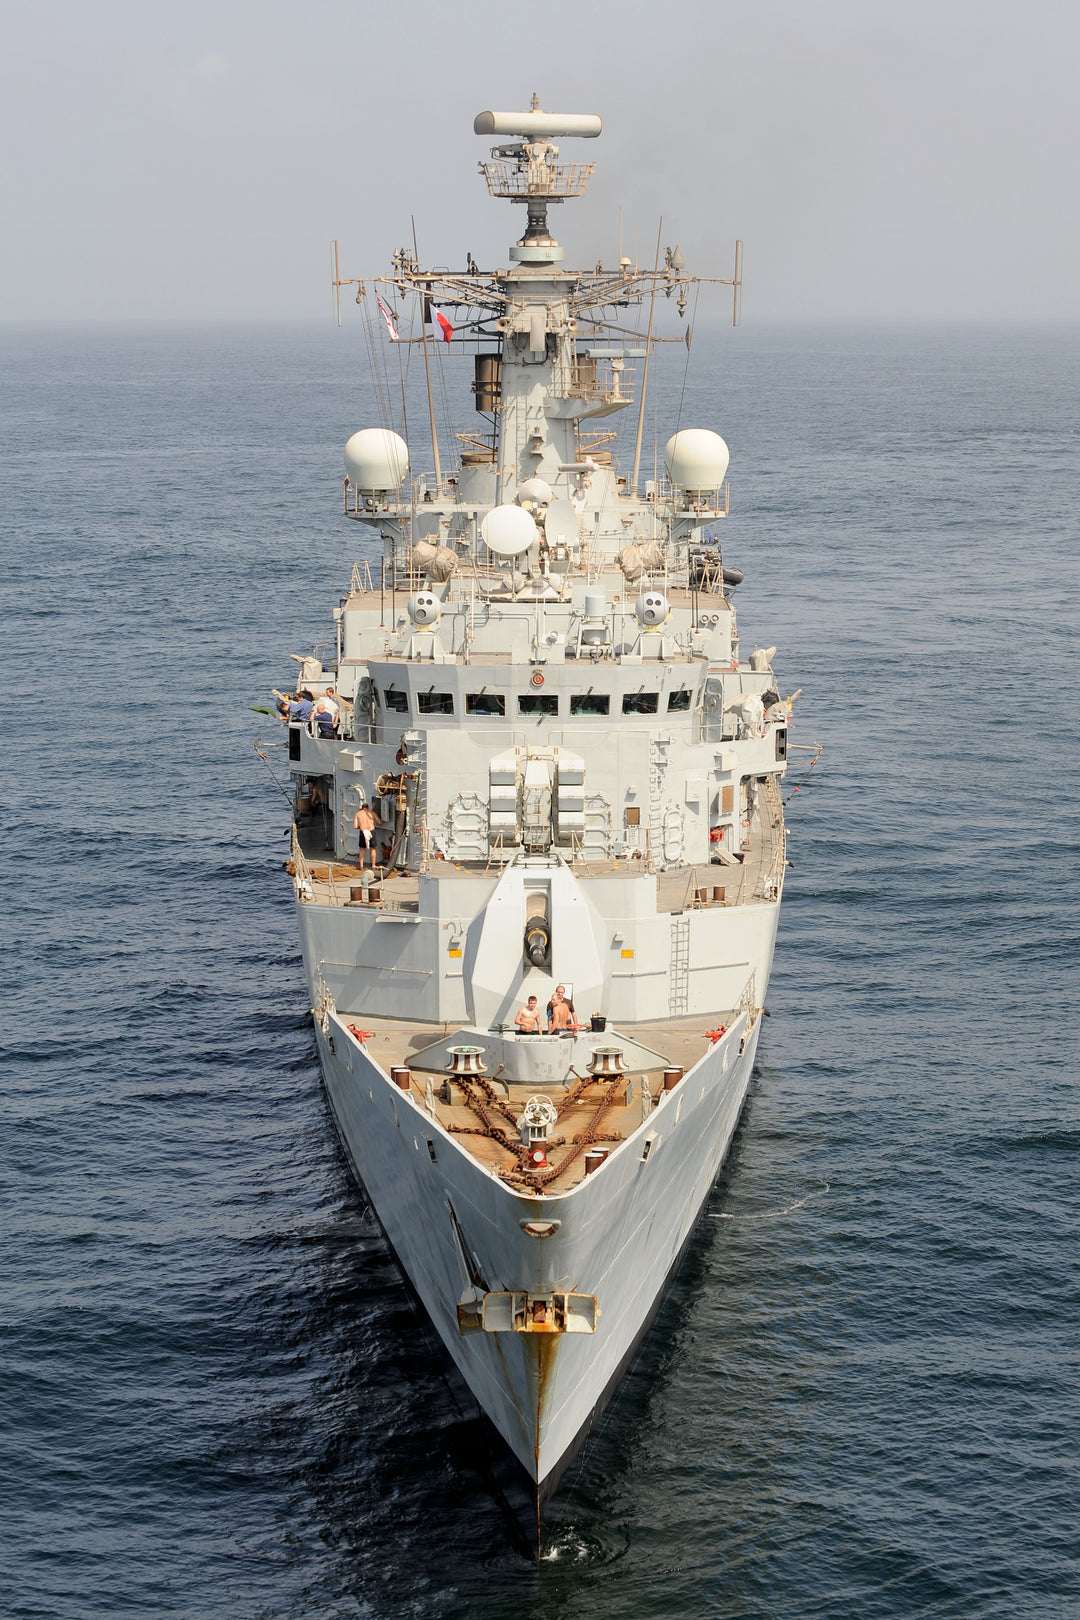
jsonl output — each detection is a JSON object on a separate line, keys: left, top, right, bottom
{"left": 268, "top": 103, "right": 799, "bottom": 1547}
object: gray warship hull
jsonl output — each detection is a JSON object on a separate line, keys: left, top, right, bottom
{"left": 309, "top": 983, "right": 768, "bottom": 1527}
{"left": 271, "top": 100, "right": 800, "bottom": 1548}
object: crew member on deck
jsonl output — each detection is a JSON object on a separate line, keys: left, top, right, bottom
{"left": 279, "top": 689, "right": 315, "bottom": 723}
{"left": 313, "top": 692, "right": 339, "bottom": 738}
{"left": 352, "top": 799, "right": 380, "bottom": 869}
{"left": 547, "top": 985, "right": 576, "bottom": 1033}
{"left": 515, "top": 996, "right": 541, "bottom": 1034}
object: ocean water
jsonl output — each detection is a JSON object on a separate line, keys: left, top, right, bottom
{"left": 2, "top": 321, "right": 1078, "bottom": 1619}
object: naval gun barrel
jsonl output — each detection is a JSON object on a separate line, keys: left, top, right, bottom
{"left": 524, "top": 914, "right": 551, "bottom": 968}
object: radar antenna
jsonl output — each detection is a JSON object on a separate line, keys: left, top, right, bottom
{"left": 474, "top": 103, "right": 602, "bottom": 264}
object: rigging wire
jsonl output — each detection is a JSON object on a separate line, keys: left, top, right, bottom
{"left": 253, "top": 740, "right": 297, "bottom": 806}
{"left": 674, "top": 281, "right": 701, "bottom": 439}
{"left": 395, "top": 285, "right": 410, "bottom": 441}
{"left": 783, "top": 744, "right": 824, "bottom": 804}
{"left": 434, "top": 340, "right": 457, "bottom": 476}
{"left": 359, "top": 292, "right": 394, "bottom": 432}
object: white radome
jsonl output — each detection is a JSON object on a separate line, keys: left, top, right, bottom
{"left": 481, "top": 503, "right": 538, "bottom": 558}
{"left": 663, "top": 429, "right": 730, "bottom": 494}
{"left": 517, "top": 478, "right": 553, "bottom": 506}
{"left": 344, "top": 428, "right": 410, "bottom": 494}
{"left": 544, "top": 498, "right": 579, "bottom": 545}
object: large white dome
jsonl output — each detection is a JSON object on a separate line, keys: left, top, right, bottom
{"left": 664, "top": 429, "right": 730, "bottom": 494}
{"left": 344, "top": 428, "right": 409, "bottom": 494}
{"left": 481, "top": 503, "right": 538, "bottom": 558}
{"left": 517, "top": 477, "right": 553, "bottom": 506}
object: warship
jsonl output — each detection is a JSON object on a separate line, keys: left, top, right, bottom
{"left": 272, "top": 103, "right": 797, "bottom": 1545}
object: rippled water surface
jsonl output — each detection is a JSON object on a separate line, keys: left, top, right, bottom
{"left": 2, "top": 322, "right": 1078, "bottom": 1618}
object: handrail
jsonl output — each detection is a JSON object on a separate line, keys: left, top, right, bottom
{"left": 291, "top": 823, "right": 314, "bottom": 901}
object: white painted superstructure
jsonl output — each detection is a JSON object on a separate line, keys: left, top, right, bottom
{"left": 275, "top": 103, "right": 797, "bottom": 1544}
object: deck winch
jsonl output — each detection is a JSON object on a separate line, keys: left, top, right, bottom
{"left": 517, "top": 1094, "right": 558, "bottom": 1159}
{"left": 447, "top": 1045, "right": 487, "bottom": 1076}
{"left": 588, "top": 1045, "right": 627, "bottom": 1077}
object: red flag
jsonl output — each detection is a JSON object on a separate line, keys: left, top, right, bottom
{"left": 431, "top": 305, "right": 453, "bottom": 343}
{"left": 376, "top": 295, "right": 399, "bottom": 341}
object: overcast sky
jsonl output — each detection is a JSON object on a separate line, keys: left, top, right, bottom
{"left": 2, "top": 0, "right": 1078, "bottom": 324}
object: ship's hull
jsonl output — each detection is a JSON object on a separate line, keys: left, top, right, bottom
{"left": 309, "top": 983, "right": 766, "bottom": 1545}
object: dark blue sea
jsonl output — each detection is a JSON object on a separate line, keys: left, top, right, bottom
{"left": 3, "top": 321, "right": 1078, "bottom": 1618}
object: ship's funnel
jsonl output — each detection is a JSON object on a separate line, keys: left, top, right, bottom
{"left": 474, "top": 111, "right": 601, "bottom": 139}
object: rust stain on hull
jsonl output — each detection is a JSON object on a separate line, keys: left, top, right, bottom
{"left": 533, "top": 1332, "right": 562, "bottom": 1556}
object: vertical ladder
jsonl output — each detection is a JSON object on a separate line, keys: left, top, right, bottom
{"left": 669, "top": 915, "right": 690, "bottom": 1016}
{"left": 649, "top": 735, "right": 670, "bottom": 867}
{"left": 403, "top": 729, "right": 425, "bottom": 869}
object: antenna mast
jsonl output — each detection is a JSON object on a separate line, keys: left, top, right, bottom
{"left": 412, "top": 217, "right": 443, "bottom": 494}
{"left": 631, "top": 219, "right": 663, "bottom": 496}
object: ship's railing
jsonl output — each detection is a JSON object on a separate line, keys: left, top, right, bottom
{"left": 291, "top": 840, "right": 344, "bottom": 906}
{"left": 694, "top": 779, "right": 784, "bottom": 908}
{"left": 566, "top": 830, "right": 656, "bottom": 875}
{"left": 344, "top": 474, "right": 456, "bottom": 517}
{"left": 566, "top": 359, "right": 637, "bottom": 404}
{"left": 679, "top": 482, "right": 730, "bottom": 518}
{"left": 348, "top": 560, "right": 375, "bottom": 596}
{"left": 479, "top": 159, "right": 594, "bottom": 199}
{"left": 762, "top": 775, "right": 787, "bottom": 901}
{"left": 738, "top": 971, "right": 758, "bottom": 1024}
{"left": 291, "top": 823, "right": 313, "bottom": 901}
{"left": 343, "top": 529, "right": 722, "bottom": 600}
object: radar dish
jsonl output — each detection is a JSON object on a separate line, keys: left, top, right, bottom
{"left": 544, "top": 499, "right": 579, "bottom": 545}
{"left": 481, "top": 504, "right": 538, "bottom": 558}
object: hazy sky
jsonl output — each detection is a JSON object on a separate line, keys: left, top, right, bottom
{"left": 2, "top": 0, "right": 1078, "bottom": 323}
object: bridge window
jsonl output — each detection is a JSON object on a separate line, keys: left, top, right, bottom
{"left": 570, "top": 694, "right": 610, "bottom": 716}
{"left": 384, "top": 688, "right": 408, "bottom": 713}
{"left": 418, "top": 691, "right": 454, "bottom": 715}
{"left": 518, "top": 693, "right": 558, "bottom": 715}
{"left": 667, "top": 689, "right": 692, "bottom": 712}
{"left": 466, "top": 693, "right": 506, "bottom": 715}
{"left": 623, "top": 692, "right": 658, "bottom": 715}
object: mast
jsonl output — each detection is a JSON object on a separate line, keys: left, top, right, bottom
{"left": 412, "top": 216, "right": 443, "bottom": 494}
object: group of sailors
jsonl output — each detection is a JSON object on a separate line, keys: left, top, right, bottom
{"left": 278, "top": 686, "right": 344, "bottom": 739}
{"left": 515, "top": 986, "right": 578, "bottom": 1035}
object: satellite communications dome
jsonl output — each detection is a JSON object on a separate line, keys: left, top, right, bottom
{"left": 481, "top": 504, "right": 538, "bottom": 558}
{"left": 517, "top": 478, "right": 553, "bottom": 507}
{"left": 344, "top": 429, "right": 409, "bottom": 494}
{"left": 663, "top": 430, "right": 730, "bottom": 495}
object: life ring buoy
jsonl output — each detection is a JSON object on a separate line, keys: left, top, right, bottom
{"left": 530, "top": 671, "right": 545, "bottom": 687}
